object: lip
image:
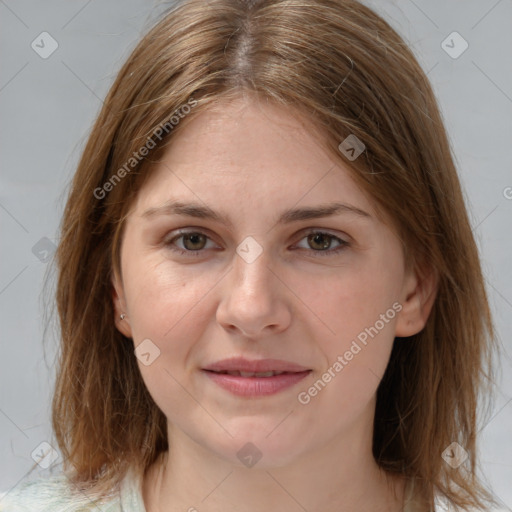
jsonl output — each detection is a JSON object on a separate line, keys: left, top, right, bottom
{"left": 201, "top": 357, "right": 312, "bottom": 397}
{"left": 202, "top": 357, "right": 311, "bottom": 373}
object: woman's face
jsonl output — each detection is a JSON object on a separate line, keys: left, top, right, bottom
{"left": 112, "top": 96, "right": 432, "bottom": 468}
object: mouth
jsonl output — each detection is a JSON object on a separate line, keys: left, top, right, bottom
{"left": 202, "top": 357, "right": 311, "bottom": 374}
{"left": 204, "top": 369, "right": 299, "bottom": 378}
{"left": 201, "top": 358, "right": 312, "bottom": 397}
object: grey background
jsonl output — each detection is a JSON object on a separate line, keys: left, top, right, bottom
{"left": 1, "top": 0, "right": 511, "bottom": 508}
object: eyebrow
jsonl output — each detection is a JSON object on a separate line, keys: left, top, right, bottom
{"left": 141, "top": 200, "right": 371, "bottom": 227}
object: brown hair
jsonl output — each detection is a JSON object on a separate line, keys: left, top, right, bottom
{"left": 49, "top": 0, "right": 497, "bottom": 509}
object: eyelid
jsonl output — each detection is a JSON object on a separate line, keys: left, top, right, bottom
{"left": 291, "top": 228, "right": 349, "bottom": 256}
{"left": 164, "top": 228, "right": 221, "bottom": 250}
{"left": 163, "top": 227, "right": 350, "bottom": 257}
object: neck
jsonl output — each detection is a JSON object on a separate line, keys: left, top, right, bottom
{"left": 142, "top": 414, "right": 406, "bottom": 512}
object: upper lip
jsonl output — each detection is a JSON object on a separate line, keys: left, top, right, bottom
{"left": 203, "top": 357, "right": 311, "bottom": 373}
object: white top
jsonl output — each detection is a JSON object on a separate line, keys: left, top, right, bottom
{"left": 0, "top": 466, "right": 145, "bottom": 511}
{"left": 0, "top": 467, "right": 495, "bottom": 511}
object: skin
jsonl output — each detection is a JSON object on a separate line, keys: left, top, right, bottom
{"left": 112, "top": 94, "right": 438, "bottom": 512}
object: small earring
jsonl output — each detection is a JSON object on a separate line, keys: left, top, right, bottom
{"left": 120, "top": 313, "right": 126, "bottom": 320}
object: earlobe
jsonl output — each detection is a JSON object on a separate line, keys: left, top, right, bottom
{"left": 395, "top": 266, "right": 439, "bottom": 338}
{"left": 111, "top": 270, "right": 133, "bottom": 339}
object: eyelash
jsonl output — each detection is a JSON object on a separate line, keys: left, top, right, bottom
{"left": 164, "top": 229, "right": 349, "bottom": 258}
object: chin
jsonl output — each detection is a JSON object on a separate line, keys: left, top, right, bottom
{"left": 202, "top": 424, "right": 308, "bottom": 469}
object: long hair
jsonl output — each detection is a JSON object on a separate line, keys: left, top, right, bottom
{"left": 50, "top": 0, "right": 497, "bottom": 509}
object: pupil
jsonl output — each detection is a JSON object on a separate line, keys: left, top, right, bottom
{"left": 309, "top": 233, "right": 330, "bottom": 250}
{"left": 184, "top": 233, "right": 205, "bottom": 250}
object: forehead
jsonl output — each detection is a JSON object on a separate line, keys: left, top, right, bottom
{"left": 129, "top": 98, "right": 377, "bottom": 221}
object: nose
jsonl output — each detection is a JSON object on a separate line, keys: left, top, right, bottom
{"left": 216, "top": 248, "right": 292, "bottom": 339}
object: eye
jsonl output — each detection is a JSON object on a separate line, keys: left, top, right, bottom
{"left": 164, "top": 229, "right": 349, "bottom": 258}
{"left": 164, "top": 230, "right": 218, "bottom": 256}
{"left": 293, "top": 230, "right": 349, "bottom": 257}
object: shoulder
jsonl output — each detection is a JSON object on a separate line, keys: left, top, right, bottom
{"left": 0, "top": 473, "right": 122, "bottom": 512}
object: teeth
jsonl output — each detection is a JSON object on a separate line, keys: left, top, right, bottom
{"left": 221, "top": 370, "right": 286, "bottom": 377}
{"left": 242, "top": 371, "right": 274, "bottom": 377}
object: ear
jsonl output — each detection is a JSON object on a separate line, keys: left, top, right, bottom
{"left": 395, "top": 264, "right": 439, "bottom": 337}
{"left": 111, "top": 269, "right": 133, "bottom": 338}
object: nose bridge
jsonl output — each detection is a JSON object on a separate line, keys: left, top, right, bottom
{"left": 216, "top": 242, "right": 290, "bottom": 336}
{"left": 231, "top": 245, "right": 274, "bottom": 302}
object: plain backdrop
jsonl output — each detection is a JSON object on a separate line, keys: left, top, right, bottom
{"left": 1, "top": 0, "right": 511, "bottom": 508}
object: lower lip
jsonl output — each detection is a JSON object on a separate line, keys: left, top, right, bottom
{"left": 202, "top": 370, "right": 311, "bottom": 397}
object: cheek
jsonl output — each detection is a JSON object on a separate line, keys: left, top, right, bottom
{"left": 124, "top": 257, "right": 215, "bottom": 342}
{"left": 294, "top": 257, "right": 402, "bottom": 346}
{"left": 123, "top": 259, "right": 218, "bottom": 419}
{"left": 296, "top": 276, "right": 399, "bottom": 428}
{"left": 291, "top": 256, "right": 402, "bottom": 409}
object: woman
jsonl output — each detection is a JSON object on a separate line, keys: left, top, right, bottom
{"left": 0, "top": 0, "right": 498, "bottom": 510}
